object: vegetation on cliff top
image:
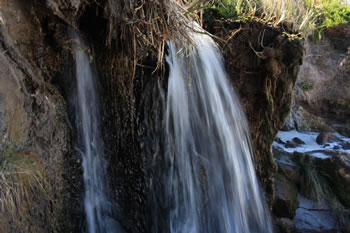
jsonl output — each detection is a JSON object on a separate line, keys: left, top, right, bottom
{"left": 187, "top": 0, "right": 350, "bottom": 38}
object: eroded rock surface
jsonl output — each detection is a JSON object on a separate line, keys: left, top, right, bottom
{"left": 0, "top": 1, "right": 81, "bottom": 232}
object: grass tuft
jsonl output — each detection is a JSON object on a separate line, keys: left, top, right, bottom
{"left": 0, "top": 145, "right": 49, "bottom": 218}
{"left": 292, "top": 153, "right": 346, "bottom": 214}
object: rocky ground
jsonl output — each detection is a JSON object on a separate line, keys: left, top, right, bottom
{"left": 273, "top": 25, "right": 350, "bottom": 233}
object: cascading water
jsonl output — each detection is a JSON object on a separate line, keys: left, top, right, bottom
{"left": 161, "top": 32, "right": 274, "bottom": 233}
{"left": 72, "top": 33, "right": 121, "bottom": 233}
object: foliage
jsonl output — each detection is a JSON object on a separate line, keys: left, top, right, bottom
{"left": 319, "top": 0, "right": 350, "bottom": 28}
{"left": 205, "top": 0, "right": 255, "bottom": 18}
{"left": 187, "top": 0, "right": 350, "bottom": 38}
{"left": 300, "top": 80, "right": 314, "bottom": 90}
{"left": 313, "top": 0, "right": 350, "bottom": 41}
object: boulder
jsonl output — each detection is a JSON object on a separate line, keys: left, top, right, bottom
{"left": 292, "top": 137, "right": 305, "bottom": 145}
{"left": 285, "top": 137, "right": 305, "bottom": 148}
{"left": 273, "top": 173, "right": 299, "bottom": 219}
{"left": 316, "top": 132, "right": 341, "bottom": 144}
{"left": 286, "top": 140, "right": 300, "bottom": 148}
{"left": 308, "top": 151, "right": 350, "bottom": 207}
{"left": 294, "top": 195, "right": 340, "bottom": 233}
{"left": 282, "top": 105, "right": 332, "bottom": 132}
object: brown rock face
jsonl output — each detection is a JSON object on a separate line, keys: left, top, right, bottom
{"left": 207, "top": 20, "right": 304, "bottom": 203}
{"left": 295, "top": 38, "right": 350, "bottom": 123}
{"left": 0, "top": 1, "right": 81, "bottom": 232}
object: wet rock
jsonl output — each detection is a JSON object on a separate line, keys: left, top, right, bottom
{"left": 316, "top": 132, "right": 341, "bottom": 144}
{"left": 273, "top": 145, "right": 293, "bottom": 161}
{"left": 323, "top": 143, "right": 330, "bottom": 148}
{"left": 341, "top": 142, "right": 350, "bottom": 150}
{"left": 286, "top": 140, "right": 299, "bottom": 148}
{"left": 273, "top": 173, "right": 298, "bottom": 219}
{"left": 284, "top": 137, "right": 305, "bottom": 148}
{"left": 275, "top": 218, "right": 296, "bottom": 233}
{"left": 292, "top": 137, "right": 305, "bottom": 145}
{"left": 278, "top": 162, "right": 300, "bottom": 186}
{"left": 294, "top": 195, "right": 340, "bottom": 233}
{"left": 276, "top": 137, "right": 286, "bottom": 145}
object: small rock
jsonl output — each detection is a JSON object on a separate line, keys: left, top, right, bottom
{"left": 285, "top": 140, "right": 299, "bottom": 148}
{"left": 323, "top": 143, "right": 330, "bottom": 148}
{"left": 316, "top": 132, "right": 341, "bottom": 144}
{"left": 276, "top": 137, "right": 286, "bottom": 145}
{"left": 285, "top": 138, "right": 305, "bottom": 148}
{"left": 333, "top": 145, "right": 340, "bottom": 150}
{"left": 275, "top": 218, "right": 296, "bottom": 233}
{"left": 342, "top": 142, "right": 350, "bottom": 150}
{"left": 292, "top": 137, "right": 305, "bottom": 145}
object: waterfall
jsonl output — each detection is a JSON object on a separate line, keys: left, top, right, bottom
{"left": 160, "top": 32, "right": 274, "bottom": 233}
{"left": 72, "top": 33, "right": 122, "bottom": 233}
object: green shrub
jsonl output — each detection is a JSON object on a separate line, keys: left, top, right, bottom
{"left": 320, "top": 0, "right": 350, "bottom": 28}
{"left": 313, "top": 0, "right": 350, "bottom": 41}
{"left": 300, "top": 80, "right": 313, "bottom": 90}
{"left": 190, "top": 0, "right": 350, "bottom": 38}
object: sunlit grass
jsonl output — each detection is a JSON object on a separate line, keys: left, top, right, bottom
{"left": 183, "top": 0, "right": 350, "bottom": 38}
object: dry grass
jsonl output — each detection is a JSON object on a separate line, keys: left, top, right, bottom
{"left": 258, "top": 0, "right": 319, "bottom": 36}
{"left": 0, "top": 146, "right": 49, "bottom": 218}
{"left": 204, "top": 0, "right": 320, "bottom": 36}
{"left": 104, "top": 0, "right": 202, "bottom": 71}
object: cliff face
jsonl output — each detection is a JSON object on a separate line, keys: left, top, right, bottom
{"left": 0, "top": 1, "right": 304, "bottom": 232}
{"left": 0, "top": 1, "right": 81, "bottom": 232}
{"left": 294, "top": 33, "right": 350, "bottom": 123}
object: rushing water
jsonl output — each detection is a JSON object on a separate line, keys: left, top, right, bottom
{"left": 161, "top": 32, "right": 274, "bottom": 233}
{"left": 72, "top": 33, "right": 121, "bottom": 233}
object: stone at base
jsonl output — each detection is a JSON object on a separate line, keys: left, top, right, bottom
{"left": 276, "top": 218, "right": 296, "bottom": 233}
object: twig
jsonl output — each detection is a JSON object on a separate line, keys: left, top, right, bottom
{"left": 249, "top": 41, "right": 265, "bottom": 59}
{"left": 223, "top": 25, "right": 243, "bottom": 48}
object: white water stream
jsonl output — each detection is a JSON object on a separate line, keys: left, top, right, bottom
{"left": 73, "top": 33, "right": 121, "bottom": 233}
{"left": 161, "top": 32, "right": 274, "bottom": 233}
{"left": 72, "top": 29, "right": 273, "bottom": 233}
